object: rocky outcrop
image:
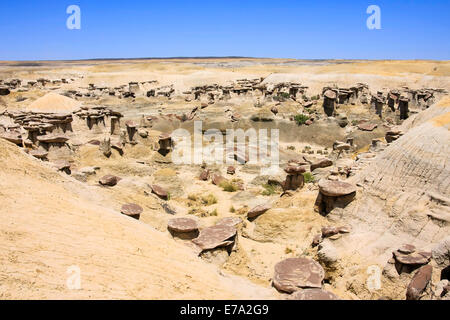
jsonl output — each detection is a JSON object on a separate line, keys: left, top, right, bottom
{"left": 273, "top": 258, "right": 325, "bottom": 293}
{"left": 120, "top": 203, "right": 143, "bottom": 220}
{"left": 168, "top": 218, "right": 199, "bottom": 239}
{"left": 315, "top": 179, "right": 356, "bottom": 215}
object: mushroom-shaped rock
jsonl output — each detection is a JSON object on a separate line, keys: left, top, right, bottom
{"left": 273, "top": 258, "right": 325, "bottom": 293}
{"left": 406, "top": 265, "right": 433, "bottom": 300}
{"left": 99, "top": 175, "right": 121, "bottom": 187}
{"left": 324, "top": 90, "right": 337, "bottom": 100}
{"left": 247, "top": 203, "right": 271, "bottom": 219}
{"left": 290, "top": 289, "right": 339, "bottom": 300}
{"left": 192, "top": 225, "right": 237, "bottom": 251}
{"left": 168, "top": 218, "right": 199, "bottom": 233}
{"left": 120, "top": 203, "right": 143, "bottom": 220}
{"left": 318, "top": 179, "right": 356, "bottom": 197}
{"left": 151, "top": 184, "right": 168, "bottom": 200}
{"left": 398, "top": 244, "right": 416, "bottom": 254}
{"left": 284, "top": 165, "right": 306, "bottom": 175}
{"left": 321, "top": 226, "right": 339, "bottom": 238}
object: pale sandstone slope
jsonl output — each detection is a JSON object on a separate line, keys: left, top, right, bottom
{"left": 0, "top": 138, "right": 272, "bottom": 299}
{"left": 330, "top": 100, "right": 450, "bottom": 266}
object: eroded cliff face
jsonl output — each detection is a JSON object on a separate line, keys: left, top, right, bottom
{"left": 322, "top": 102, "right": 450, "bottom": 299}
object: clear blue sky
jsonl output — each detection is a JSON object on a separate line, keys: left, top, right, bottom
{"left": 0, "top": 0, "right": 449, "bottom": 60}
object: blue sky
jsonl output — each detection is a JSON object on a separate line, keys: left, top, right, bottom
{"left": 0, "top": 0, "right": 449, "bottom": 60}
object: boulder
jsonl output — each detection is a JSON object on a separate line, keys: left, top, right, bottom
{"left": 212, "top": 174, "right": 227, "bottom": 186}
{"left": 52, "top": 160, "right": 71, "bottom": 174}
{"left": 273, "top": 258, "right": 325, "bottom": 293}
{"left": 289, "top": 289, "right": 339, "bottom": 300}
{"left": 120, "top": 203, "right": 143, "bottom": 220}
{"left": 99, "top": 175, "right": 121, "bottom": 187}
{"left": 311, "top": 159, "right": 333, "bottom": 172}
{"left": 192, "top": 225, "right": 237, "bottom": 251}
{"left": 168, "top": 217, "right": 199, "bottom": 239}
{"left": 29, "top": 149, "right": 48, "bottom": 160}
{"left": 151, "top": 184, "right": 169, "bottom": 200}
{"left": 247, "top": 203, "right": 271, "bottom": 219}
{"left": 406, "top": 265, "right": 432, "bottom": 300}
{"left": 199, "top": 169, "right": 210, "bottom": 181}
{"left": 227, "top": 166, "right": 236, "bottom": 175}
{"left": 393, "top": 250, "right": 431, "bottom": 266}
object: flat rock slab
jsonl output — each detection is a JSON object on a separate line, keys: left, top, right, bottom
{"left": 358, "top": 122, "right": 378, "bottom": 131}
{"left": 398, "top": 244, "right": 416, "bottom": 254}
{"left": 192, "top": 225, "right": 237, "bottom": 251}
{"left": 406, "top": 265, "right": 432, "bottom": 300}
{"left": 151, "top": 184, "right": 168, "bottom": 199}
{"left": 29, "top": 149, "right": 48, "bottom": 159}
{"left": 168, "top": 218, "right": 199, "bottom": 233}
{"left": 99, "top": 175, "right": 121, "bottom": 187}
{"left": 319, "top": 179, "right": 356, "bottom": 197}
{"left": 273, "top": 257, "right": 325, "bottom": 293}
{"left": 393, "top": 250, "right": 431, "bottom": 266}
{"left": 247, "top": 203, "right": 271, "bottom": 219}
{"left": 52, "top": 160, "right": 71, "bottom": 171}
{"left": 120, "top": 203, "right": 143, "bottom": 219}
{"left": 290, "top": 289, "right": 339, "bottom": 300}
{"left": 284, "top": 165, "right": 306, "bottom": 174}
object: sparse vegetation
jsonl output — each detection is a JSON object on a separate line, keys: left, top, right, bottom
{"left": 261, "top": 183, "right": 281, "bottom": 196}
{"left": 230, "top": 206, "right": 236, "bottom": 213}
{"left": 303, "top": 172, "right": 315, "bottom": 183}
{"left": 294, "top": 114, "right": 310, "bottom": 125}
{"left": 219, "top": 181, "right": 238, "bottom": 192}
{"left": 201, "top": 194, "right": 218, "bottom": 206}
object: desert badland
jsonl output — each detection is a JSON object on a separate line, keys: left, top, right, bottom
{"left": 0, "top": 58, "right": 449, "bottom": 300}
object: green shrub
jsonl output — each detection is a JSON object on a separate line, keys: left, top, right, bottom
{"left": 219, "top": 181, "right": 238, "bottom": 192}
{"left": 261, "top": 183, "right": 281, "bottom": 196}
{"left": 294, "top": 114, "right": 310, "bottom": 125}
{"left": 303, "top": 172, "right": 315, "bottom": 183}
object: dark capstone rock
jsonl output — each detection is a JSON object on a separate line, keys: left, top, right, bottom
{"left": 192, "top": 224, "right": 237, "bottom": 251}
{"left": 393, "top": 250, "right": 432, "bottom": 266}
{"left": 398, "top": 244, "right": 416, "bottom": 254}
{"left": 151, "top": 184, "right": 168, "bottom": 200}
{"left": 227, "top": 166, "right": 236, "bottom": 175}
{"left": 247, "top": 203, "right": 271, "bottom": 219}
{"left": 318, "top": 179, "right": 356, "bottom": 197}
{"left": 406, "top": 265, "right": 432, "bottom": 300}
{"left": 273, "top": 258, "right": 325, "bottom": 293}
{"left": 99, "top": 175, "right": 121, "bottom": 187}
{"left": 37, "top": 134, "right": 69, "bottom": 143}
{"left": 120, "top": 203, "right": 143, "bottom": 220}
{"left": 168, "top": 218, "right": 199, "bottom": 233}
